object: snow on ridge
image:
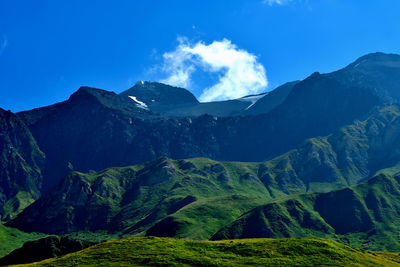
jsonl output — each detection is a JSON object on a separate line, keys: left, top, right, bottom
{"left": 128, "top": 96, "right": 148, "bottom": 110}
{"left": 237, "top": 93, "right": 268, "bottom": 110}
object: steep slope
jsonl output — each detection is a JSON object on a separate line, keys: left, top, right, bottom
{"left": 212, "top": 172, "right": 400, "bottom": 251}
{"left": 0, "top": 108, "right": 45, "bottom": 219}
{"left": 256, "top": 105, "right": 400, "bottom": 192}
{"left": 238, "top": 71, "right": 381, "bottom": 161}
{"left": 21, "top": 237, "right": 400, "bottom": 267}
{"left": 18, "top": 86, "right": 160, "bottom": 190}
{"left": 7, "top": 158, "right": 273, "bottom": 237}
{"left": 331, "top": 52, "right": 400, "bottom": 101}
{"left": 244, "top": 81, "right": 299, "bottom": 115}
{"left": 234, "top": 52, "right": 400, "bottom": 160}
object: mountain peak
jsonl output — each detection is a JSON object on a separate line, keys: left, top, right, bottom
{"left": 69, "top": 86, "right": 117, "bottom": 100}
{"left": 67, "top": 86, "right": 151, "bottom": 115}
{"left": 349, "top": 52, "right": 400, "bottom": 69}
{"left": 120, "top": 81, "right": 199, "bottom": 112}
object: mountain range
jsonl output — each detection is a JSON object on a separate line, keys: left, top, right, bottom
{"left": 2, "top": 52, "right": 400, "bottom": 264}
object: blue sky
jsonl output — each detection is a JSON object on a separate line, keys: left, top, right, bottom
{"left": 1, "top": 0, "right": 400, "bottom": 111}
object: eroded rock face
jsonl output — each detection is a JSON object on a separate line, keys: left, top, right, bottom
{"left": 0, "top": 109, "right": 45, "bottom": 218}
{"left": 177, "top": 160, "right": 197, "bottom": 171}
{"left": 138, "top": 159, "right": 180, "bottom": 186}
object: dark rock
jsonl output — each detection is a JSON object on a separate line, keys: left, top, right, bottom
{"left": 0, "top": 236, "right": 95, "bottom": 265}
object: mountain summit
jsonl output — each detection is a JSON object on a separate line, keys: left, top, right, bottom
{"left": 120, "top": 81, "right": 199, "bottom": 113}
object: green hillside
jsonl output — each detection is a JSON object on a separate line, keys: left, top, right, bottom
{"left": 7, "top": 158, "right": 274, "bottom": 239}
{"left": 20, "top": 237, "right": 400, "bottom": 266}
{"left": 213, "top": 172, "right": 400, "bottom": 251}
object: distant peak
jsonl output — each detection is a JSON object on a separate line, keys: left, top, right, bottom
{"left": 120, "top": 81, "right": 199, "bottom": 106}
{"left": 350, "top": 52, "right": 400, "bottom": 68}
{"left": 132, "top": 81, "right": 181, "bottom": 89}
{"left": 73, "top": 86, "right": 114, "bottom": 96}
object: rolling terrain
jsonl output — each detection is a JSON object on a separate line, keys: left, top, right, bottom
{"left": 19, "top": 237, "right": 400, "bottom": 266}
{"left": 212, "top": 172, "right": 400, "bottom": 251}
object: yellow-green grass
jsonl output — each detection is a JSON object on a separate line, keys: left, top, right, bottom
{"left": 19, "top": 237, "right": 400, "bottom": 266}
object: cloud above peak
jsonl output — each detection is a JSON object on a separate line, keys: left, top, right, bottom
{"left": 160, "top": 38, "right": 268, "bottom": 102}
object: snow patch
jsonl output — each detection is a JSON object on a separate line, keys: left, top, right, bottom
{"left": 128, "top": 96, "right": 148, "bottom": 110}
{"left": 237, "top": 93, "right": 267, "bottom": 110}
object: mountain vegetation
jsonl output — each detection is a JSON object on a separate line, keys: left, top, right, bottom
{"left": 6, "top": 158, "right": 272, "bottom": 237}
{"left": 19, "top": 237, "right": 400, "bottom": 266}
{"left": 212, "top": 171, "right": 400, "bottom": 251}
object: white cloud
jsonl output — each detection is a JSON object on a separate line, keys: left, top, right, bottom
{"left": 160, "top": 38, "right": 268, "bottom": 102}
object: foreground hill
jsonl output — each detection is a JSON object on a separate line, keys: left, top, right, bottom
{"left": 20, "top": 237, "right": 400, "bottom": 266}
{"left": 212, "top": 172, "right": 400, "bottom": 251}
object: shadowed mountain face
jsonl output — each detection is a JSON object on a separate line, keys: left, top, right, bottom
{"left": 0, "top": 108, "right": 45, "bottom": 219}
{"left": 0, "top": 236, "right": 95, "bottom": 266}
{"left": 244, "top": 81, "right": 299, "bottom": 116}
{"left": 15, "top": 53, "right": 400, "bottom": 192}
{"left": 9, "top": 104, "right": 400, "bottom": 243}
{"left": 331, "top": 52, "right": 400, "bottom": 101}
